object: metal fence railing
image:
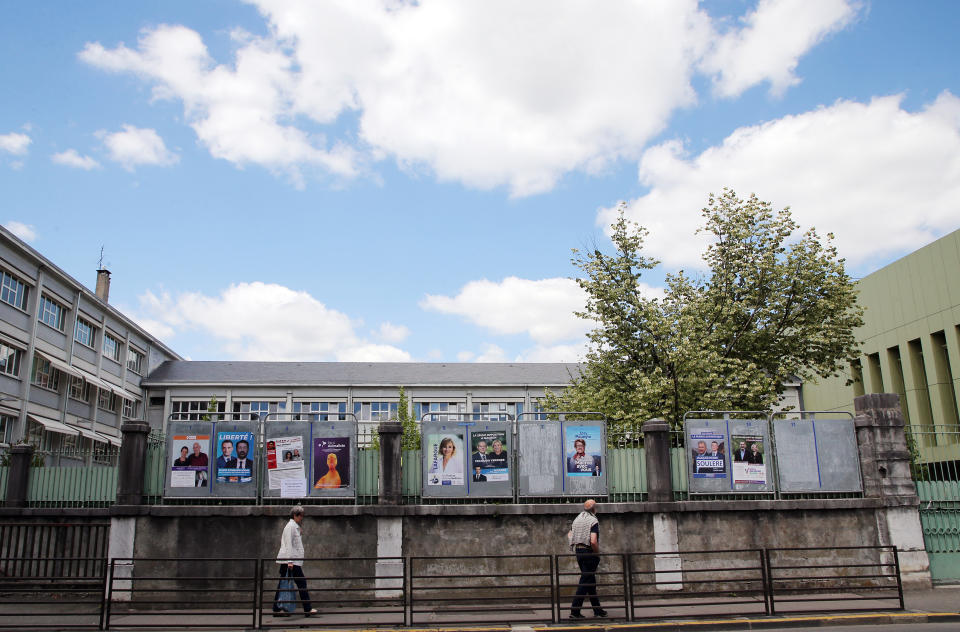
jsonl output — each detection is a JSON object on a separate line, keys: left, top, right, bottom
{"left": 0, "top": 522, "right": 110, "bottom": 579}
{"left": 0, "top": 546, "right": 903, "bottom": 629}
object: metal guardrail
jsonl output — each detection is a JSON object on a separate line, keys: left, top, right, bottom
{"left": 0, "top": 546, "right": 904, "bottom": 629}
{"left": 0, "top": 522, "right": 110, "bottom": 579}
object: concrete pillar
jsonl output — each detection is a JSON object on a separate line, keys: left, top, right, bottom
{"left": 854, "top": 393, "right": 931, "bottom": 588}
{"left": 375, "top": 517, "right": 403, "bottom": 598}
{"left": 4, "top": 444, "right": 33, "bottom": 507}
{"left": 107, "top": 517, "right": 136, "bottom": 602}
{"left": 116, "top": 421, "right": 151, "bottom": 505}
{"left": 652, "top": 513, "right": 682, "bottom": 591}
{"left": 854, "top": 393, "right": 917, "bottom": 498}
{"left": 378, "top": 421, "right": 402, "bottom": 505}
{"left": 642, "top": 418, "right": 672, "bottom": 503}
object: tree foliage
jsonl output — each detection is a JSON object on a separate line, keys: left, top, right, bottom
{"left": 397, "top": 386, "right": 421, "bottom": 451}
{"left": 543, "top": 188, "right": 863, "bottom": 432}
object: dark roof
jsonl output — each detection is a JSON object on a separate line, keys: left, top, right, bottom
{"left": 144, "top": 361, "right": 582, "bottom": 387}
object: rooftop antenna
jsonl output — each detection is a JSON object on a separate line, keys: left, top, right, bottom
{"left": 98, "top": 246, "right": 105, "bottom": 270}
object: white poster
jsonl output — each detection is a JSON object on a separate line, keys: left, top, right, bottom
{"left": 266, "top": 435, "right": 306, "bottom": 491}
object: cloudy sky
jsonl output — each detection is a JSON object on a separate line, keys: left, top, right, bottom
{"left": 2, "top": 1, "right": 958, "bottom": 363}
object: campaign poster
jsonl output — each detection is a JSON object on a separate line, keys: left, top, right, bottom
{"left": 313, "top": 437, "right": 350, "bottom": 490}
{"left": 426, "top": 431, "right": 464, "bottom": 486}
{"left": 565, "top": 425, "right": 603, "bottom": 477}
{"left": 170, "top": 435, "right": 210, "bottom": 488}
{"left": 266, "top": 436, "right": 306, "bottom": 491}
{"left": 470, "top": 430, "right": 508, "bottom": 483}
{"left": 731, "top": 434, "right": 766, "bottom": 484}
{"left": 216, "top": 431, "right": 255, "bottom": 483}
{"left": 690, "top": 429, "right": 726, "bottom": 479}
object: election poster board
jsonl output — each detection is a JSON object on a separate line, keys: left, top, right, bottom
{"left": 422, "top": 422, "right": 467, "bottom": 498}
{"left": 774, "top": 417, "right": 862, "bottom": 493}
{"left": 686, "top": 418, "right": 773, "bottom": 494}
{"left": 467, "top": 422, "right": 512, "bottom": 498}
{"left": 164, "top": 421, "right": 214, "bottom": 497}
{"left": 518, "top": 419, "right": 564, "bottom": 497}
{"left": 309, "top": 420, "right": 357, "bottom": 498}
{"left": 210, "top": 420, "right": 258, "bottom": 498}
{"left": 562, "top": 421, "right": 607, "bottom": 496}
{"left": 262, "top": 420, "right": 310, "bottom": 499}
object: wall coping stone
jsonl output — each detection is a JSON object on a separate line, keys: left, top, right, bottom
{"left": 0, "top": 496, "right": 920, "bottom": 519}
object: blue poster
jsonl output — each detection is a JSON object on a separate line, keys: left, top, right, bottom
{"left": 565, "top": 425, "right": 603, "bottom": 477}
{"left": 690, "top": 428, "right": 726, "bottom": 479}
{"left": 216, "top": 431, "right": 254, "bottom": 483}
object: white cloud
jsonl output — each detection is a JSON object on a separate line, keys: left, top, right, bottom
{"left": 519, "top": 343, "right": 588, "bottom": 363}
{"left": 701, "top": 0, "right": 859, "bottom": 98}
{"left": 97, "top": 125, "right": 178, "bottom": 171}
{"left": 604, "top": 92, "right": 960, "bottom": 272}
{"left": 78, "top": 1, "right": 853, "bottom": 195}
{"left": 51, "top": 149, "right": 101, "bottom": 170}
{"left": 3, "top": 221, "right": 37, "bottom": 242}
{"left": 0, "top": 132, "right": 31, "bottom": 155}
{"left": 134, "top": 282, "right": 411, "bottom": 361}
{"left": 376, "top": 322, "right": 411, "bottom": 343}
{"left": 422, "top": 277, "right": 591, "bottom": 344}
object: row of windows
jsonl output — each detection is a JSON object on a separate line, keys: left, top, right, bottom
{"left": 166, "top": 400, "right": 539, "bottom": 422}
{"left": 1, "top": 268, "right": 145, "bottom": 375}
{"left": 27, "top": 354, "right": 141, "bottom": 416}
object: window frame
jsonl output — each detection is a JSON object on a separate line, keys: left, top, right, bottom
{"left": 122, "top": 397, "right": 140, "bottom": 419}
{"left": 31, "top": 355, "right": 60, "bottom": 392}
{"left": 126, "top": 347, "right": 144, "bottom": 374}
{"left": 0, "top": 268, "right": 29, "bottom": 311}
{"left": 98, "top": 388, "right": 117, "bottom": 412}
{"left": 38, "top": 294, "right": 67, "bottom": 331}
{"left": 0, "top": 342, "right": 22, "bottom": 378}
{"left": 74, "top": 317, "right": 97, "bottom": 349}
{"left": 103, "top": 332, "right": 121, "bottom": 362}
{"left": 69, "top": 375, "right": 91, "bottom": 402}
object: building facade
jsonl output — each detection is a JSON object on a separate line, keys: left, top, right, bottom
{"left": 0, "top": 226, "right": 181, "bottom": 457}
{"left": 803, "top": 228, "right": 960, "bottom": 462}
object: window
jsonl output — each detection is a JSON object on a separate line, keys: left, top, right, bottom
{"left": 126, "top": 347, "right": 144, "bottom": 374}
{"left": 472, "top": 401, "right": 520, "bottom": 421}
{"left": 92, "top": 441, "right": 118, "bottom": 466}
{"left": 103, "top": 333, "right": 121, "bottom": 361}
{"left": 38, "top": 295, "right": 67, "bottom": 331}
{"left": 172, "top": 400, "right": 225, "bottom": 421}
{"left": 0, "top": 414, "right": 13, "bottom": 444}
{"left": 0, "top": 343, "right": 22, "bottom": 378}
{"left": 122, "top": 398, "right": 140, "bottom": 419}
{"left": 293, "top": 401, "right": 347, "bottom": 421}
{"left": 60, "top": 433, "right": 81, "bottom": 452}
{"left": 232, "top": 400, "right": 286, "bottom": 421}
{"left": 98, "top": 388, "right": 117, "bottom": 412}
{"left": 74, "top": 317, "right": 96, "bottom": 348}
{"left": 0, "top": 269, "right": 28, "bottom": 310}
{"left": 26, "top": 420, "right": 44, "bottom": 449}
{"left": 69, "top": 376, "right": 91, "bottom": 402}
{"left": 412, "top": 401, "right": 464, "bottom": 422}
{"left": 354, "top": 401, "right": 399, "bottom": 421}
{"left": 31, "top": 355, "right": 60, "bottom": 391}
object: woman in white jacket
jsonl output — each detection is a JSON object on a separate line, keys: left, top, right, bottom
{"left": 273, "top": 505, "right": 318, "bottom": 616}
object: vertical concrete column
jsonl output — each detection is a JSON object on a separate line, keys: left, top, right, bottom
{"left": 641, "top": 418, "right": 673, "bottom": 503}
{"left": 116, "top": 421, "right": 151, "bottom": 505}
{"left": 378, "top": 421, "right": 403, "bottom": 505}
{"left": 107, "top": 517, "right": 136, "bottom": 602}
{"left": 854, "top": 393, "right": 917, "bottom": 498}
{"left": 854, "top": 393, "right": 931, "bottom": 587}
{"left": 4, "top": 444, "right": 33, "bottom": 507}
{"left": 652, "top": 513, "right": 682, "bottom": 591}
{"left": 375, "top": 517, "right": 403, "bottom": 598}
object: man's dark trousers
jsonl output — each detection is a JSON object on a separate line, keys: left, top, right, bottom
{"left": 571, "top": 548, "right": 602, "bottom": 614}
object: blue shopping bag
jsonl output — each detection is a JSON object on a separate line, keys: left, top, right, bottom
{"left": 276, "top": 577, "right": 296, "bottom": 613}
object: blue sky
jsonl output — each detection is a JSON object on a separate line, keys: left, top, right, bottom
{"left": 2, "top": 1, "right": 958, "bottom": 363}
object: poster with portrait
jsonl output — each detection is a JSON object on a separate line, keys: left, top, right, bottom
{"left": 170, "top": 434, "right": 210, "bottom": 488}
{"left": 216, "top": 431, "right": 255, "bottom": 483}
{"left": 565, "top": 425, "right": 603, "bottom": 477}
{"left": 426, "top": 431, "right": 465, "bottom": 486}
{"left": 266, "top": 435, "right": 305, "bottom": 491}
{"left": 731, "top": 434, "right": 766, "bottom": 484}
{"left": 690, "top": 428, "right": 726, "bottom": 479}
{"left": 313, "top": 437, "right": 350, "bottom": 490}
{"left": 470, "top": 430, "right": 508, "bottom": 482}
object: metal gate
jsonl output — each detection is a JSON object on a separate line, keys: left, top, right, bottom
{"left": 908, "top": 425, "right": 960, "bottom": 583}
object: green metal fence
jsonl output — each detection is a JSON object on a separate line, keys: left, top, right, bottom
{"left": 907, "top": 424, "right": 960, "bottom": 584}
{"left": 26, "top": 449, "right": 119, "bottom": 508}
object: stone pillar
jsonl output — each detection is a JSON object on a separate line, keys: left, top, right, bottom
{"left": 652, "top": 513, "right": 682, "bottom": 591}
{"left": 107, "top": 517, "right": 136, "bottom": 602}
{"left": 854, "top": 393, "right": 931, "bottom": 588}
{"left": 375, "top": 517, "right": 403, "bottom": 598}
{"left": 378, "top": 421, "right": 403, "bottom": 505}
{"left": 642, "top": 418, "right": 673, "bottom": 503}
{"left": 116, "top": 421, "right": 151, "bottom": 505}
{"left": 854, "top": 393, "right": 917, "bottom": 499}
{"left": 4, "top": 444, "right": 33, "bottom": 507}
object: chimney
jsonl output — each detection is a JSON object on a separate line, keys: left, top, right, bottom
{"left": 95, "top": 269, "right": 111, "bottom": 303}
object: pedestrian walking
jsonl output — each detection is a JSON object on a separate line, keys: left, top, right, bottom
{"left": 273, "top": 505, "right": 318, "bottom": 617}
{"left": 567, "top": 499, "right": 608, "bottom": 619}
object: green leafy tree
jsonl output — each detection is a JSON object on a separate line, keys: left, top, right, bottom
{"left": 397, "top": 387, "right": 421, "bottom": 451}
{"left": 543, "top": 188, "right": 863, "bottom": 433}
